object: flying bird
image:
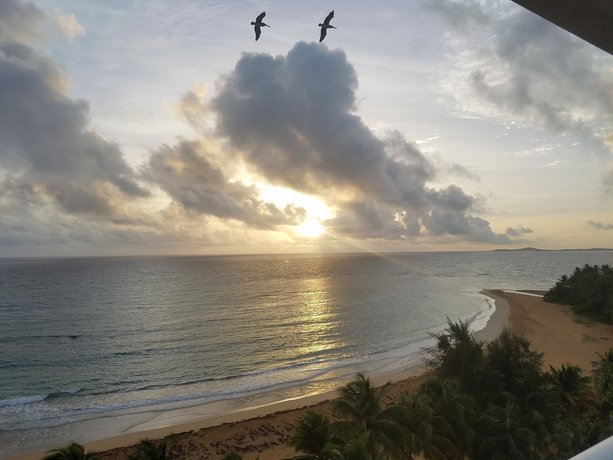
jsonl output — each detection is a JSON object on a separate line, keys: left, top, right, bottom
{"left": 318, "top": 10, "right": 336, "bottom": 42}
{"left": 251, "top": 11, "right": 269, "bottom": 41}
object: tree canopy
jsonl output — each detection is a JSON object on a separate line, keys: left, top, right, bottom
{"left": 544, "top": 264, "right": 613, "bottom": 322}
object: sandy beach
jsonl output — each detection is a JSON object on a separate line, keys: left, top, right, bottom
{"left": 12, "top": 290, "right": 613, "bottom": 460}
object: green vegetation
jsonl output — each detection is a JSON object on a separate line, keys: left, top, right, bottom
{"left": 128, "top": 439, "right": 172, "bottom": 460}
{"left": 289, "top": 321, "right": 613, "bottom": 459}
{"left": 43, "top": 443, "right": 98, "bottom": 460}
{"left": 544, "top": 264, "right": 613, "bottom": 321}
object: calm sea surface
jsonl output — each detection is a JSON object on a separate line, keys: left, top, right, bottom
{"left": 1, "top": 251, "right": 612, "bottom": 457}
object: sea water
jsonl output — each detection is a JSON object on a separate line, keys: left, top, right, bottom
{"left": 1, "top": 251, "right": 612, "bottom": 457}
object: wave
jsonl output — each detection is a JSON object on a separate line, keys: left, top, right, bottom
{"left": 0, "top": 394, "right": 46, "bottom": 408}
{"left": 0, "top": 335, "right": 438, "bottom": 431}
{"left": 45, "top": 389, "right": 82, "bottom": 400}
{"left": 0, "top": 388, "right": 85, "bottom": 408}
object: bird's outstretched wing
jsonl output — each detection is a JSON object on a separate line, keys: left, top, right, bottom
{"left": 324, "top": 10, "right": 334, "bottom": 26}
{"left": 255, "top": 26, "right": 261, "bottom": 41}
{"left": 256, "top": 11, "right": 266, "bottom": 22}
{"left": 319, "top": 28, "right": 327, "bottom": 42}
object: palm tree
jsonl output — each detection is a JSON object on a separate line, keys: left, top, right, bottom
{"left": 547, "top": 364, "right": 592, "bottom": 415}
{"left": 397, "top": 391, "right": 456, "bottom": 459}
{"left": 336, "top": 433, "right": 370, "bottom": 460}
{"left": 477, "top": 402, "right": 538, "bottom": 460}
{"left": 592, "top": 349, "right": 613, "bottom": 413}
{"left": 43, "top": 443, "right": 98, "bottom": 460}
{"left": 426, "top": 320, "right": 487, "bottom": 400}
{"left": 333, "top": 374, "right": 407, "bottom": 459}
{"left": 128, "top": 439, "right": 172, "bottom": 460}
{"left": 290, "top": 411, "right": 341, "bottom": 460}
{"left": 419, "top": 378, "right": 476, "bottom": 459}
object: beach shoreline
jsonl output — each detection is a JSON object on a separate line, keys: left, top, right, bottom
{"left": 11, "top": 289, "right": 613, "bottom": 460}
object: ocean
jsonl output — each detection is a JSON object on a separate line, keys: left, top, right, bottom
{"left": 1, "top": 250, "right": 612, "bottom": 457}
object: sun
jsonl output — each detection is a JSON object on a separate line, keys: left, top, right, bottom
{"left": 296, "top": 219, "right": 326, "bottom": 238}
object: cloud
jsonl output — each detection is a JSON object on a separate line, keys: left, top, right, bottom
{"left": 605, "top": 160, "right": 613, "bottom": 195}
{"left": 426, "top": 0, "right": 487, "bottom": 31}
{"left": 0, "top": 0, "right": 44, "bottom": 43}
{"left": 0, "top": 4, "right": 518, "bottom": 251}
{"left": 145, "top": 139, "right": 305, "bottom": 229}
{"left": 430, "top": 0, "right": 613, "bottom": 160}
{"left": 587, "top": 220, "right": 613, "bottom": 231}
{"left": 505, "top": 225, "right": 533, "bottom": 237}
{"left": 211, "top": 42, "right": 511, "bottom": 243}
{"left": 55, "top": 12, "right": 86, "bottom": 41}
{"left": 177, "top": 84, "right": 209, "bottom": 129}
{"left": 0, "top": 0, "right": 148, "bottom": 221}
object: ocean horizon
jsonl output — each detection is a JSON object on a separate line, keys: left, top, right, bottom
{"left": 2, "top": 250, "right": 613, "bottom": 458}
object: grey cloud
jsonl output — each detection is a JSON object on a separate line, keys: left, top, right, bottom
{"left": 213, "top": 43, "right": 398, "bottom": 199}
{"left": 211, "top": 42, "right": 510, "bottom": 243}
{"left": 426, "top": 0, "right": 487, "bottom": 31}
{"left": 505, "top": 225, "right": 533, "bottom": 237}
{"left": 179, "top": 89, "right": 208, "bottom": 129}
{"left": 0, "top": 1, "right": 148, "bottom": 220}
{"left": 427, "top": 185, "right": 474, "bottom": 211}
{"left": 145, "top": 140, "right": 304, "bottom": 229}
{"left": 605, "top": 162, "right": 613, "bottom": 195}
{"left": 0, "top": 0, "right": 44, "bottom": 43}
{"left": 423, "top": 210, "right": 511, "bottom": 244}
{"left": 326, "top": 201, "right": 407, "bottom": 240}
{"left": 443, "top": 162, "right": 480, "bottom": 181}
{"left": 587, "top": 220, "right": 613, "bottom": 231}
{"left": 430, "top": 1, "right": 612, "bottom": 158}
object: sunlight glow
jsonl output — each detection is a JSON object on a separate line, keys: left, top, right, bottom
{"left": 296, "top": 219, "right": 326, "bottom": 238}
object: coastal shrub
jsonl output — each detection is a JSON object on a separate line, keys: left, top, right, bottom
{"left": 43, "top": 443, "right": 98, "bottom": 460}
{"left": 544, "top": 264, "right": 613, "bottom": 321}
{"left": 485, "top": 330, "right": 544, "bottom": 403}
{"left": 592, "top": 349, "right": 613, "bottom": 415}
{"left": 128, "top": 439, "right": 172, "bottom": 460}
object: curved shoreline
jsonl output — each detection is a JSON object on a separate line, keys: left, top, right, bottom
{"left": 14, "top": 289, "right": 613, "bottom": 460}
{"left": 7, "top": 292, "right": 497, "bottom": 460}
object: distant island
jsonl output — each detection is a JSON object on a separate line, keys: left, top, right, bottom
{"left": 493, "top": 247, "right": 613, "bottom": 252}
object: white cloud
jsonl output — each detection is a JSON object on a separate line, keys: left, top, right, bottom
{"left": 55, "top": 12, "right": 85, "bottom": 41}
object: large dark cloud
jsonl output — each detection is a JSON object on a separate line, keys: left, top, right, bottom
{"left": 212, "top": 42, "right": 511, "bottom": 243}
{"left": 0, "top": 0, "right": 148, "bottom": 221}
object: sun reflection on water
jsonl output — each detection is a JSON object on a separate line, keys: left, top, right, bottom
{"left": 295, "top": 277, "right": 345, "bottom": 359}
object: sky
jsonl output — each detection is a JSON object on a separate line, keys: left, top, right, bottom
{"left": 0, "top": 0, "right": 611, "bottom": 256}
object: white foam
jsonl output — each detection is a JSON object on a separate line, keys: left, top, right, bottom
{"left": 502, "top": 290, "right": 544, "bottom": 297}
